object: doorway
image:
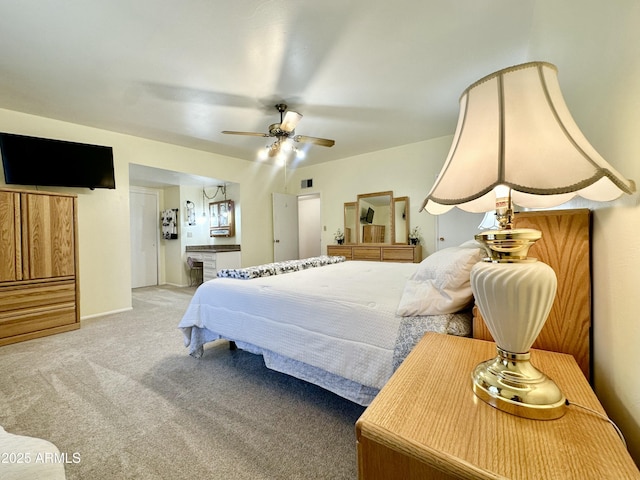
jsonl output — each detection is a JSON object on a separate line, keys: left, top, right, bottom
{"left": 298, "top": 194, "right": 321, "bottom": 258}
{"left": 272, "top": 192, "right": 321, "bottom": 262}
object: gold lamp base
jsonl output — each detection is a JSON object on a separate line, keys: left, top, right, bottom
{"left": 472, "top": 347, "right": 566, "bottom": 420}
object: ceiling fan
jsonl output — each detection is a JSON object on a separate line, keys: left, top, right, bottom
{"left": 222, "top": 103, "right": 335, "bottom": 159}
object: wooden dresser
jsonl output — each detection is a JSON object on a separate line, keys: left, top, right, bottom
{"left": 0, "top": 188, "right": 80, "bottom": 346}
{"left": 327, "top": 244, "right": 421, "bottom": 263}
{"left": 356, "top": 333, "right": 640, "bottom": 479}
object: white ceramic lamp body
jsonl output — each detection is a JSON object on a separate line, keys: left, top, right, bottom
{"left": 471, "top": 261, "right": 557, "bottom": 354}
{"left": 471, "top": 258, "right": 567, "bottom": 419}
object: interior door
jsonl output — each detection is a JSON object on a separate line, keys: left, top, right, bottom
{"left": 130, "top": 189, "right": 159, "bottom": 288}
{"left": 272, "top": 192, "right": 299, "bottom": 262}
{"left": 435, "top": 209, "right": 486, "bottom": 250}
{"left": 298, "top": 194, "right": 321, "bottom": 258}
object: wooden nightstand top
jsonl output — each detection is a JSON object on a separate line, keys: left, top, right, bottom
{"left": 356, "top": 333, "right": 639, "bottom": 479}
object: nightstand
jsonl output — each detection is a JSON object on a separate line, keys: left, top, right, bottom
{"left": 356, "top": 333, "right": 639, "bottom": 479}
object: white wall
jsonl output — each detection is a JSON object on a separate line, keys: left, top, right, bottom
{"left": 289, "top": 136, "right": 453, "bottom": 259}
{"left": 528, "top": 0, "right": 640, "bottom": 464}
{"left": 180, "top": 184, "right": 215, "bottom": 247}
{"left": 0, "top": 108, "right": 284, "bottom": 317}
{"left": 162, "top": 187, "right": 182, "bottom": 286}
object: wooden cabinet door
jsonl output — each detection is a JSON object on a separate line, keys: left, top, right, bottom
{"left": 362, "top": 225, "right": 385, "bottom": 243}
{"left": 22, "top": 193, "right": 76, "bottom": 280}
{"left": 0, "top": 191, "right": 21, "bottom": 282}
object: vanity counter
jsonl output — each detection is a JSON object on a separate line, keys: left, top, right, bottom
{"left": 185, "top": 245, "right": 241, "bottom": 282}
{"left": 186, "top": 244, "right": 241, "bottom": 253}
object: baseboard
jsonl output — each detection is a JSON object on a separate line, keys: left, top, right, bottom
{"left": 81, "top": 306, "right": 133, "bottom": 321}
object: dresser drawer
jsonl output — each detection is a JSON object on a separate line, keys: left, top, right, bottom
{"left": 327, "top": 245, "right": 353, "bottom": 259}
{"left": 330, "top": 245, "right": 421, "bottom": 263}
{"left": 352, "top": 247, "right": 382, "bottom": 261}
{"left": 382, "top": 246, "right": 421, "bottom": 263}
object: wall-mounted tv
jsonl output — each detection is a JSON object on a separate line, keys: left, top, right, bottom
{"left": 0, "top": 133, "right": 115, "bottom": 190}
{"left": 361, "top": 207, "right": 375, "bottom": 224}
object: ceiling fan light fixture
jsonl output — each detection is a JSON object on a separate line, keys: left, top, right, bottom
{"left": 280, "top": 110, "right": 303, "bottom": 133}
{"left": 222, "top": 103, "right": 335, "bottom": 158}
{"left": 257, "top": 146, "right": 269, "bottom": 161}
{"left": 281, "top": 138, "right": 295, "bottom": 152}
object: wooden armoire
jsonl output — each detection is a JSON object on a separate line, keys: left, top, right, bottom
{"left": 0, "top": 188, "right": 80, "bottom": 346}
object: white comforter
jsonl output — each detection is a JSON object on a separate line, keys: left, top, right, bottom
{"left": 179, "top": 260, "right": 471, "bottom": 403}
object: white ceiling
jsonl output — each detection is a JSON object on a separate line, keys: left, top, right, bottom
{"left": 0, "top": 1, "right": 540, "bottom": 169}
{"left": 128, "top": 163, "right": 229, "bottom": 189}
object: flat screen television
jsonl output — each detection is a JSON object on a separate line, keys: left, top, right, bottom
{"left": 0, "top": 133, "right": 115, "bottom": 190}
{"left": 366, "top": 207, "right": 374, "bottom": 224}
{"left": 361, "top": 207, "right": 375, "bottom": 224}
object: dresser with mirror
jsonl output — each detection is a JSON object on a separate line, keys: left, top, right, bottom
{"left": 328, "top": 191, "right": 421, "bottom": 263}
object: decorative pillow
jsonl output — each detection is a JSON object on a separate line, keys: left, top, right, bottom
{"left": 396, "top": 240, "right": 484, "bottom": 316}
{"left": 217, "top": 255, "right": 345, "bottom": 279}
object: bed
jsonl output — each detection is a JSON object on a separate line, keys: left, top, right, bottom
{"left": 179, "top": 243, "right": 484, "bottom": 405}
{"left": 180, "top": 209, "right": 592, "bottom": 405}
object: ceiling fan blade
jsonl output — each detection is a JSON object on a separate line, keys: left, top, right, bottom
{"left": 280, "top": 111, "right": 303, "bottom": 133}
{"left": 221, "top": 130, "right": 270, "bottom": 137}
{"left": 293, "top": 135, "right": 335, "bottom": 147}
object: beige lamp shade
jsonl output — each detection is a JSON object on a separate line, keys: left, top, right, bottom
{"left": 421, "top": 61, "right": 635, "bottom": 214}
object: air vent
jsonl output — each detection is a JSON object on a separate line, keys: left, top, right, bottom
{"left": 301, "top": 178, "right": 313, "bottom": 189}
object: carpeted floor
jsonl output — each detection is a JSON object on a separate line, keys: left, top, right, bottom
{"left": 0, "top": 285, "right": 365, "bottom": 479}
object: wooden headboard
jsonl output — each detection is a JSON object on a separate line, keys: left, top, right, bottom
{"left": 473, "top": 209, "right": 592, "bottom": 380}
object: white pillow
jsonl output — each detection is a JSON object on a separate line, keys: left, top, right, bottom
{"left": 396, "top": 241, "right": 484, "bottom": 316}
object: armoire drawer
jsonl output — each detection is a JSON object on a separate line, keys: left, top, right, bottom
{"left": 0, "top": 281, "right": 76, "bottom": 313}
{"left": 0, "top": 304, "right": 77, "bottom": 340}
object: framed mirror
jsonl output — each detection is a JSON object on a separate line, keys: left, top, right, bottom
{"left": 393, "top": 196, "right": 409, "bottom": 245}
{"left": 357, "top": 191, "right": 393, "bottom": 244}
{"left": 344, "top": 202, "right": 357, "bottom": 244}
{"left": 209, "top": 200, "right": 235, "bottom": 237}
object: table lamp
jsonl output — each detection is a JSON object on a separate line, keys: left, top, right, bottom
{"left": 421, "top": 61, "right": 635, "bottom": 419}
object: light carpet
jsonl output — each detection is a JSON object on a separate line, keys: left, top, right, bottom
{"left": 0, "top": 285, "right": 365, "bottom": 479}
